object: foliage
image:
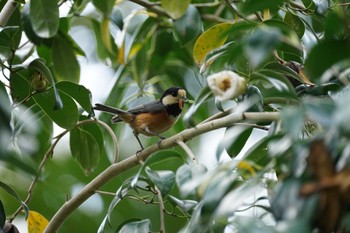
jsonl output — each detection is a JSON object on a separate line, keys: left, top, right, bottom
{"left": 1, "top": 0, "right": 350, "bottom": 233}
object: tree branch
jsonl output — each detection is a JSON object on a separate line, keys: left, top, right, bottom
{"left": 0, "top": 0, "right": 18, "bottom": 27}
{"left": 43, "top": 111, "right": 280, "bottom": 233}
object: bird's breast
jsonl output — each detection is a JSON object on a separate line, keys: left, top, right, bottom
{"left": 130, "top": 111, "right": 179, "bottom": 136}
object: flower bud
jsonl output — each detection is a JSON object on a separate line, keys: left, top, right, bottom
{"left": 31, "top": 72, "right": 48, "bottom": 92}
{"left": 207, "top": 70, "right": 246, "bottom": 101}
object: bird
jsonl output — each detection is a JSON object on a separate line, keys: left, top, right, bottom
{"left": 94, "top": 87, "right": 188, "bottom": 150}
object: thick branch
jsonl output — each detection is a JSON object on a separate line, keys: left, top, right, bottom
{"left": 44, "top": 111, "right": 280, "bottom": 233}
{"left": 0, "top": 0, "right": 18, "bottom": 27}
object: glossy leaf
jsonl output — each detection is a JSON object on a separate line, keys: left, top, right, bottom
{"left": 70, "top": 125, "right": 101, "bottom": 174}
{"left": 92, "top": 0, "right": 114, "bottom": 16}
{"left": 0, "top": 26, "right": 21, "bottom": 61}
{"left": 305, "top": 39, "right": 350, "bottom": 83}
{"left": 131, "top": 151, "right": 184, "bottom": 188}
{"left": 161, "top": 0, "right": 190, "bottom": 19}
{"left": 239, "top": 0, "right": 286, "bottom": 14}
{"left": 30, "top": 0, "right": 59, "bottom": 38}
{"left": 0, "top": 200, "right": 5, "bottom": 229}
{"left": 100, "top": 17, "right": 113, "bottom": 55}
{"left": 145, "top": 167, "right": 175, "bottom": 197}
{"left": 0, "top": 181, "right": 29, "bottom": 219}
{"left": 33, "top": 89, "right": 78, "bottom": 129}
{"left": 90, "top": 19, "right": 110, "bottom": 61}
{"left": 173, "top": 5, "right": 202, "bottom": 45}
{"left": 218, "top": 126, "right": 253, "bottom": 159}
{"left": 176, "top": 163, "right": 208, "bottom": 197}
{"left": 244, "top": 135, "right": 283, "bottom": 167}
{"left": 167, "top": 195, "right": 197, "bottom": 212}
{"left": 56, "top": 81, "right": 92, "bottom": 113}
{"left": 69, "top": 126, "right": 100, "bottom": 174}
{"left": 193, "top": 22, "right": 232, "bottom": 65}
{"left": 52, "top": 35, "right": 80, "bottom": 83}
{"left": 183, "top": 86, "right": 212, "bottom": 127}
{"left": 243, "top": 26, "right": 282, "bottom": 68}
{"left": 284, "top": 12, "right": 305, "bottom": 38}
{"left": 281, "top": 106, "right": 305, "bottom": 139}
{"left": 27, "top": 210, "right": 48, "bottom": 233}
{"left": 122, "top": 18, "right": 157, "bottom": 64}
{"left": 28, "top": 59, "right": 63, "bottom": 110}
{"left": 119, "top": 219, "right": 151, "bottom": 233}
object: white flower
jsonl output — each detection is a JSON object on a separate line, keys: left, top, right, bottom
{"left": 207, "top": 70, "right": 246, "bottom": 101}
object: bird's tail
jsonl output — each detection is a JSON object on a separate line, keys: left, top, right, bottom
{"left": 93, "top": 103, "right": 129, "bottom": 115}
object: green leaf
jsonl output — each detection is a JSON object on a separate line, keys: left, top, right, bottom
{"left": 52, "top": 35, "right": 80, "bottom": 83}
{"left": 244, "top": 134, "right": 283, "bottom": 167}
{"left": 122, "top": 17, "right": 157, "bottom": 64}
{"left": 92, "top": 0, "right": 114, "bottom": 16}
{"left": 70, "top": 125, "right": 100, "bottom": 174}
{"left": 0, "top": 200, "right": 5, "bottom": 229}
{"left": 0, "top": 181, "right": 29, "bottom": 219}
{"left": 9, "top": 71, "right": 31, "bottom": 104}
{"left": 218, "top": 126, "right": 253, "bottom": 159}
{"left": 14, "top": 0, "right": 26, "bottom": 3}
{"left": 193, "top": 22, "right": 232, "bottom": 65}
{"left": 183, "top": 86, "right": 212, "bottom": 127}
{"left": 173, "top": 5, "right": 202, "bottom": 45}
{"left": 119, "top": 219, "right": 151, "bottom": 233}
{"left": 176, "top": 163, "right": 208, "bottom": 197}
{"left": 33, "top": 89, "right": 78, "bottom": 129}
{"left": 0, "top": 26, "right": 22, "bottom": 61}
{"left": 302, "top": 96, "right": 335, "bottom": 128}
{"left": 243, "top": 26, "right": 282, "bottom": 68}
{"left": 56, "top": 81, "right": 92, "bottom": 113}
{"left": 145, "top": 167, "right": 175, "bottom": 197}
{"left": 28, "top": 59, "right": 63, "bottom": 110}
{"left": 251, "top": 69, "right": 297, "bottom": 101}
{"left": 305, "top": 39, "right": 350, "bottom": 83}
{"left": 131, "top": 151, "right": 184, "bottom": 189}
{"left": 284, "top": 12, "right": 305, "bottom": 38}
{"left": 281, "top": 106, "right": 305, "bottom": 139}
{"left": 161, "top": 0, "right": 190, "bottom": 19}
{"left": 30, "top": 0, "right": 59, "bottom": 38}
{"left": 167, "top": 195, "right": 197, "bottom": 212}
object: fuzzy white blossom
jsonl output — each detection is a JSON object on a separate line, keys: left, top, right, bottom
{"left": 207, "top": 70, "right": 247, "bottom": 101}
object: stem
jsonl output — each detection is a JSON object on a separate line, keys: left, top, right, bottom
{"left": 177, "top": 140, "right": 197, "bottom": 164}
{"left": 9, "top": 119, "right": 118, "bottom": 221}
{"left": 43, "top": 111, "right": 280, "bottom": 233}
{"left": 155, "top": 186, "right": 166, "bottom": 233}
{"left": 0, "top": 0, "right": 18, "bottom": 27}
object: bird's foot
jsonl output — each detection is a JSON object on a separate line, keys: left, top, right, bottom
{"left": 157, "top": 136, "right": 166, "bottom": 149}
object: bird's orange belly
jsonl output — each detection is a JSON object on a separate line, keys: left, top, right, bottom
{"left": 130, "top": 111, "right": 177, "bottom": 136}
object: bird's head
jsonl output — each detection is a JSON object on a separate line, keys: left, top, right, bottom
{"left": 161, "top": 87, "right": 188, "bottom": 109}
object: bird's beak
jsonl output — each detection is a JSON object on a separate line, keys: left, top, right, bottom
{"left": 179, "top": 97, "right": 188, "bottom": 109}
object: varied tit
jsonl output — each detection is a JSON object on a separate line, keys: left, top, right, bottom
{"left": 94, "top": 87, "right": 188, "bottom": 150}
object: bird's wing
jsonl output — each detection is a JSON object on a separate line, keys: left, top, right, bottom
{"left": 128, "top": 101, "right": 166, "bottom": 115}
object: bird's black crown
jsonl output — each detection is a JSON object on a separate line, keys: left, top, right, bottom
{"left": 161, "top": 86, "right": 183, "bottom": 100}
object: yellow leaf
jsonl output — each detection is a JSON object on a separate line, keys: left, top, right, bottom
{"left": 193, "top": 22, "right": 232, "bottom": 65}
{"left": 27, "top": 210, "right": 48, "bottom": 233}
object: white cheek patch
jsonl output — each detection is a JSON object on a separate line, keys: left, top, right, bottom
{"left": 162, "top": 95, "right": 178, "bottom": 105}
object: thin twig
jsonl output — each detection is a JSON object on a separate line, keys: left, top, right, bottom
{"left": 128, "top": 0, "right": 170, "bottom": 17}
{"left": 9, "top": 118, "right": 118, "bottom": 221}
{"left": 155, "top": 186, "right": 166, "bottom": 233}
{"left": 176, "top": 140, "right": 197, "bottom": 164}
